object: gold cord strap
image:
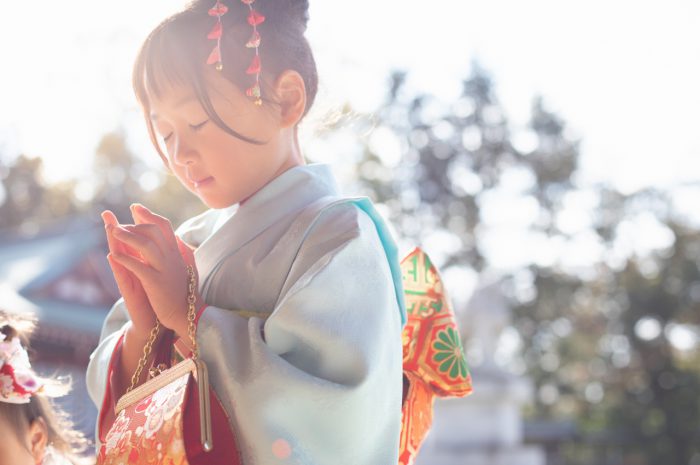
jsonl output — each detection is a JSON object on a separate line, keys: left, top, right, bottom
{"left": 127, "top": 265, "right": 198, "bottom": 393}
{"left": 186, "top": 265, "right": 199, "bottom": 360}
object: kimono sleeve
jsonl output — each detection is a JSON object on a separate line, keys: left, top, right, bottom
{"left": 195, "top": 205, "right": 404, "bottom": 465}
{"left": 84, "top": 298, "right": 132, "bottom": 445}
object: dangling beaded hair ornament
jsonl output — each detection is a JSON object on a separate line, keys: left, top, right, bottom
{"left": 206, "top": 0, "right": 265, "bottom": 105}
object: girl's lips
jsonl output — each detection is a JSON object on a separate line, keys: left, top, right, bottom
{"left": 193, "top": 177, "right": 214, "bottom": 189}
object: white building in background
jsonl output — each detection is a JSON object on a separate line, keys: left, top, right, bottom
{"left": 417, "top": 278, "right": 546, "bottom": 465}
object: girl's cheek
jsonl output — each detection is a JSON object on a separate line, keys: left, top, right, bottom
{"left": 0, "top": 433, "right": 35, "bottom": 465}
{"left": 174, "top": 169, "right": 193, "bottom": 190}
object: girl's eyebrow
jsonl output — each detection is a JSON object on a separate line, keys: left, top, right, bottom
{"left": 150, "top": 96, "right": 198, "bottom": 121}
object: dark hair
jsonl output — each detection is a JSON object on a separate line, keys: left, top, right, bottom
{"left": 0, "top": 312, "right": 91, "bottom": 464}
{"left": 133, "top": 0, "right": 318, "bottom": 162}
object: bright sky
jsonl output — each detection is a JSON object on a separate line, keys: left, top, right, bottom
{"left": 0, "top": 0, "right": 698, "bottom": 194}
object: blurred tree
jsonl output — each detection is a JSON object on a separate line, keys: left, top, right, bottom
{"left": 0, "top": 131, "right": 205, "bottom": 233}
{"left": 604, "top": 208, "right": 700, "bottom": 464}
{"left": 90, "top": 131, "right": 148, "bottom": 221}
{"left": 340, "top": 63, "right": 700, "bottom": 464}
{"left": 0, "top": 154, "right": 78, "bottom": 230}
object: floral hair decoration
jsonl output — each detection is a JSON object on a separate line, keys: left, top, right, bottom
{"left": 0, "top": 332, "right": 43, "bottom": 404}
{"left": 206, "top": 0, "right": 265, "bottom": 105}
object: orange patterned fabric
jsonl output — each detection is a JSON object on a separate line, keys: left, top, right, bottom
{"left": 399, "top": 247, "right": 473, "bottom": 465}
{"left": 97, "top": 372, "right": 191, "bottom": 465}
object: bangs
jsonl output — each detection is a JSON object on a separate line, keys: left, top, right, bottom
{"left": 132, "top": 12, "right": 264, "bottom": 162}
{"left": 133, "top": 15, "right": 207, "bottom": 107}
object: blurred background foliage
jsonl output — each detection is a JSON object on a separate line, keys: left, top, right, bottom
{"left": 1, "top": 64, "right": 699, "bottom": 464}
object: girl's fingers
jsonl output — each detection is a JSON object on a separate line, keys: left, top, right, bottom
{"left": 103, "top": 211, "right": 143, "bottom": 259}
{"left": 110, "top": 252, "right": 154, "bottom": 282}
{"left": 131, "top": 204, "right": 178, "bottom": 251}
{"left": 103, "top": 213, "right": 144, "bottom": 295}
{"left": 105, "top": 224, "right": 126, "bottom": 258}
{"left": 101, "top": 210, "right": 118, "bottom": 226}
{"left": 106, "top": 224, "right": 141, "bottom": 261}
{"left": 111, "top": 227, "right": 163, "bottom": 268}
{"left": 107, "top": 254, "right": 137, "bottom": 295}
{"left": 103, "top": 211, "right": 124, "bottom": 254}
{"left": 122, "top": 224, "right": 170, "bottom": 255}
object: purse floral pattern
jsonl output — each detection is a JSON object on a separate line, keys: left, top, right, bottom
{"left": 98, "top": 372, "right": 190, "bottom": 465}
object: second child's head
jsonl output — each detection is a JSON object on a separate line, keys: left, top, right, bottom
{"left": 134, "top": 0, "right": 318, "bottom": 209}
{"left": 0, "top": 312, "right": 90, "bottom": 465}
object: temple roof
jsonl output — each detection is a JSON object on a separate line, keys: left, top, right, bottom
{"left": 0, "top": 216, "right": 118, "bottom": 358}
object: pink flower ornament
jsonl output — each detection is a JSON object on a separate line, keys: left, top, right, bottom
{"left": 0, "top": 333, "right": 43, "bottom": 404}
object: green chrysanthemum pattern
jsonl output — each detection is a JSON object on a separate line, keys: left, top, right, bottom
{"left": 432, "top": 327, "right": 468, "bottom": 380}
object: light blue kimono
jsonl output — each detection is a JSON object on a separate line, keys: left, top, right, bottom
{"left": 86, "top": 163, "right": 406, "bottom": 465}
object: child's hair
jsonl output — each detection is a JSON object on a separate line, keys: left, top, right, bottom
{"left": 133, "top": 0, "right": 318, "bottom": 161}
{"left": 0, "top": 311, "right": 91, "bottom": 464}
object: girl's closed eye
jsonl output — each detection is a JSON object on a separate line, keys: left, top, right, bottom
{"left": 190, "top": 119, "right": 209, "bottom": 131}
{"left": 162, "top": 119, "right": 209, "bottom": 143}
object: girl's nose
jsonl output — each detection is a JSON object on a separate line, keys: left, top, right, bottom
{"left": 172, "top": 136, "right": 198, "bottom": 166}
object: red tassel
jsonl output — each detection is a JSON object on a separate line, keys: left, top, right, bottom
{"left": 246, "top": 84, "right": 261, "bottom": 99}
{"left": 246, "top": 55, "right": 261, "bottom": 74}
{"left": 206, "top": 46, "right": 221, "bottom": 65}
{"left": 207, "top": 21, "right": 223, "bottom": 40}
{"left": 247, "top": 9, "right": 265, "bottom": 26}
{"left": 208, "top": 3, "right": 228, "bottom": 16}
{"left": 245, "top": 30, "right": 261, "bottom": 48}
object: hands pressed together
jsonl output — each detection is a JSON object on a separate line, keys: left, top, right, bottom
{"left": 102, "top": 204, "right": 203, "bottom": 342}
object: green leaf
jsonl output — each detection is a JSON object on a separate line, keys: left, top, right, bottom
{"left": 439, "top": 358, "right": 454, "bottom": 373}
{"left": 434, "top": 352, "right": 452, "bottom": 362}
{"left": 433, "top": 341, "right": 451, "bottom": 351}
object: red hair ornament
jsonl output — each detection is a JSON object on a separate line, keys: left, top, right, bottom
{"left": 206, "top": 0, "right": 265, "bottom": 105}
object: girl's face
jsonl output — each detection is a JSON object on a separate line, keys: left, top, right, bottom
{"left": 148, "top": 71, "right": 301, "bottom": 209}
{"left": 0, "top": 415, "right": 46, "bottom": 465}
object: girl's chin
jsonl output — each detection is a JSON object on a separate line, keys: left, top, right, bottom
{"left": 197, "top": 193, "right": 238, "bottom": 210}
{"left": 186, "top": 182, "right": 242, "bottom": 209}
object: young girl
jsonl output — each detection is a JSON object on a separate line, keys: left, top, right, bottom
{"left": 0, "top": 311, "right": 92, "bottom": 465}
{"left": 85, "top": 1, "right": 406, "bottom": 464}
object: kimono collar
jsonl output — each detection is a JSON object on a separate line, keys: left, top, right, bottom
{"left": 237, "top": 163, "right": 339, "bottom": 218}
{"left": 194, "top": 163, "right": 340, "bottom": 275}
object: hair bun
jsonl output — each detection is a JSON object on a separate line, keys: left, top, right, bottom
{"left": 260, "top": 0, "right": 310, "bottom": 32}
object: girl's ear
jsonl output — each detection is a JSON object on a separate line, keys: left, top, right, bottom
{"left": 273, "top": 70, "right": 307, "bottom": 129}
{"left": 28, "top": 418, "right": 48, "bottom": 465}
